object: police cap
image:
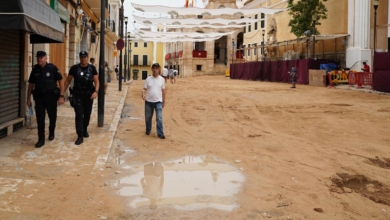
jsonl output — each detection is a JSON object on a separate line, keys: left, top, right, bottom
{"left": 36, "top": 51, "right": 47, "bottom": 57}
{"left": 79, "top": 51, "right": 88, "bottom": 57}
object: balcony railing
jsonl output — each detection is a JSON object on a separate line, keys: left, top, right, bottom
{"left": 131, "top": 60, "right": 152, "bottom": 66}
{"left": 106, "top": 19, "right": 115, "bottom": 33}
{"left": 193, "top": 50, "right": 207, "bottom": 58}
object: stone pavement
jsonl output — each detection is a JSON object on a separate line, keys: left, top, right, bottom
{"left": 0, "top": 81, "right": 129, "bottom": 215}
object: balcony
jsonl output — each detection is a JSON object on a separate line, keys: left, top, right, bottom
{"left": 165, "top": 54, "right": 171, "bottom": 60}
{"left": 193, "top": 50, "right": 207, "bottom": 58}
{"left": 105, "top": 19, "right": 115, "bottom": 33}
{"left": 131, "top": 60, "right": 152, "bottom": 66}
{"left": 179, "top": 50, "right": 183, "bottom": 58}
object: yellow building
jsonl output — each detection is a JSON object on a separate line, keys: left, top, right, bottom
{"left": 126, "top": 40, "right": 158, "bottom": 80}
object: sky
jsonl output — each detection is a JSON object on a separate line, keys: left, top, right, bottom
{"left": 122, "top": 0, "right": 246, "bottom": 33}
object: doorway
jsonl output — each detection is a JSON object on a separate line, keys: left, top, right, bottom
{"left": 142, "top": 71, "right": 148, "bottom": 80}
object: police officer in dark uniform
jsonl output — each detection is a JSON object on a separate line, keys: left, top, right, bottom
{"left": 64, "top": 51, "right": 99, "bottom": 145}
{"left": 27, "top": 51, "right": 65, "bottom": 148}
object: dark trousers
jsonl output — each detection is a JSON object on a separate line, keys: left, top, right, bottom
{"left": 34, "top": 95, "right": 58, "bottom": 140}
{"left": 74, "top": 94, "right": 93, "bottom": 136}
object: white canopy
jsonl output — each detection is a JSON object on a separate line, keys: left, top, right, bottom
{"left": 134, "top": 35, "right": 222, "bottom": 42}
{"left": 132, "top": 3, "right": 286, "bottom": 16}
{"left": 134, "top": 21, "right": 247, "bottom": 29}
{"left": 133, "top": 15, "right": 257, "bottom": 26}
{"left": 135, "top": 29, "right": 234, "bottom": 38}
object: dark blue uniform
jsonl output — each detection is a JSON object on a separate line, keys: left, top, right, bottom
{"left": 28, "top": 63, "right": 62, "bottom": 141}
{"left": 68, "top": 64, "right": 98, "bottom": 137}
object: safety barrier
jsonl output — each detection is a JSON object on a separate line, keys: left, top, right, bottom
{"left": 354, "top": 72, "right": 373, "bottom": 89}
{"left": 327, "top": 70, "right": 352, "bottom": 88}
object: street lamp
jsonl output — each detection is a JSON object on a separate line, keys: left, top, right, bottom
{"left": 97, "top": 0, "right": 106, "bottom": 126}
{"left": 127, "top": 32, "right": 131, "bottom": 80}
{"left": 118, "top": 0, "right": 125, "bottom": 91}
{"left": 261, "top": 29, "right": 265, "bottom": 60}
{"left": 373, "top": 0, "right": 379, "bottom": 52}
{"left": 312, "top": 14, "right": 318, "bottom": 59}
{"left": 124, "top": 16, "right": 128, "bottom": 82}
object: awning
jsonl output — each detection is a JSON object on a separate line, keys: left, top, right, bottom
{"left": 0, "top": 0, "right": 64, "bottom": 43}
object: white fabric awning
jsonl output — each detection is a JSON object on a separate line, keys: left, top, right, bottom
{"left": 132, "top": 3, "right": 286, "bottom": 16}
{"left": 134, "top": 21, "right": 246, "bottom": 29}
{"left": 134, "top": 35, "right": 222, "bottom": 42}
{"left": 133, "top": 15, "right": 257, "bottom": 25}
{"left": 135, "top": 29, "right": 234, "bottom": 38}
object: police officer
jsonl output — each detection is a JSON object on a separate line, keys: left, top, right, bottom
{"left": 64, "top": 51, "right": 99, "bottom": 145}
{"left": 27, "top": 51, "right": 65, "bottom": 148}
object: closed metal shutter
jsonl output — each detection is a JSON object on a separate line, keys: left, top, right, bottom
{"left": 0, "top": 30, "right": 21, "bottom": 124}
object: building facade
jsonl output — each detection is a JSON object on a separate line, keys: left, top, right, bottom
{"left": 164, "top": 0, "right": 241, "bottom": 77}
{"left": 0, "top": 0, "right": 119, "bottom": 139}
{"left": 128, "top": 40, "right": 164, "bottom": 80}
{"left": 242, "top": 0, "right": 389, "bottom": 70}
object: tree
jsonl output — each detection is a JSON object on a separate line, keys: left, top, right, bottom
{"left": 287, "top": 0, "right": 328, "bottom": 38}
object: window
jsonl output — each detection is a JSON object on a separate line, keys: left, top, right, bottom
{"left": 254, "top": 44, "right": 257, "bottom": 56}
{"left": 248, "top": 44, "right": 251, "bottom": 56}
{"left": 133, "top": 55, "right": 139, "bottom": 65}
{"left": 254, "top": 14, "right": 258, "bottom": 30}
{"left": 244, "top": 26, "right": 246, "bottom": 33}
{"left": 248, "top": 17, "right": 251, "bottom": 32}
{"left": 134, "top": 42, "right": 138, "bottom": 47}
{"left": 261, "top": 13, "right": 265, "bottom": 28}
{"left": 143, "top": 55, "right": 148, "bottom": 66}
{"left": 196, "top": 65, "right": 202, "bottom": 71}
{"left": 144, "top": 42, "right": 147, "bottom": 47}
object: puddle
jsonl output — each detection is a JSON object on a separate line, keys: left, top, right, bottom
{"left": 329, "top": 173, "right": 390, "bottom": 206}
{"left": 367, "top": 157, "right": 390, "bottom": 169}
{"left": 116, "top": 156, "right": 245, "bottom": 211}
{"left": 115, "top": 146, "right": 136, "bottom": 165}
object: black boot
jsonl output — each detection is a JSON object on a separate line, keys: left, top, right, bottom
{"left": 48, "top": 132, "right": 55, "bottom": 141}
{"left": 83, "top": 129, "right": 89, "bottom": 138}
{"left": 35, "top": 140, "right": 45, "bottom": 148}
{"left": 75, "top": 136, "right": 83, "bottom": 145}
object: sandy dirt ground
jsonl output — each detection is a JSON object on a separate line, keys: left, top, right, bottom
{"left": 1, "top": 75, "right": 390, "bottom": 220}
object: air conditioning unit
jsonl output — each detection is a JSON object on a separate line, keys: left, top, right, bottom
{"left": 197, "top": 15, "right": 203, "bottom": 19}
{"left": 91, "top": 36, "right": 96, "bottom": 43}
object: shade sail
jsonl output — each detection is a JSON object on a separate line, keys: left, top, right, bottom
{"left": 135, "top": 21, "right": 246, "bottom": 29}
{"left": 132, "top": 3, "right": 286, "bottom": 16}
{"left": 134, "top": 15, "right": 258, "bottom": 25}
{"left": 135, "top": 29, "right": 234, "bottom": 38}
{"left": 134, "top": 36, "right": 222, "bottom": 42}
{"left": 0, "top": 0, "right": 64, "bottom": 43}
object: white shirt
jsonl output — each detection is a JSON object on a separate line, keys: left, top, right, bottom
{"left": 162, "top": 68, "right": 168, "bottom": 77}
{"left": 144, "top": 75, "right": 165, "bottom": 103}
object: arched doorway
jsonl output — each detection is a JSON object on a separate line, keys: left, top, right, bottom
{"left": 214, "top": 35, "right": 228, "bottom": 65}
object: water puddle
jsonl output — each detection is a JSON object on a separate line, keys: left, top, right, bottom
{"left": 116, "top": 156, "right": 245, "bottom": 211}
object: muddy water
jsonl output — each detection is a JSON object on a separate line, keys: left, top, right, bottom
{"left": 113, "top": 156, "right": 245, "bottom": 211}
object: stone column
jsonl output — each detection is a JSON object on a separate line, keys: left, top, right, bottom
{"left": 346, "top": 0, "right": 371, "bottom": 70}
{"left": 153, "top": 41, "right": 157, "bottom": 64}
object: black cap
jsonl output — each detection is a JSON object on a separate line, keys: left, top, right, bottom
{"left": 152, "top": 63, "right": 160, "bottom": 68}
{"left": 79, "top": 51, "right": 88, "bottom": 57}
{"left": 36, "top": 51, "right": 46, "bottom": 57}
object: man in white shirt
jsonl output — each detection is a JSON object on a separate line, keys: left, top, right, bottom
{"left": 142, "top": 63, "right": 166, "bottom": 139}
{"left": 162, "top": 66, "right": 169, "bottom": 83}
